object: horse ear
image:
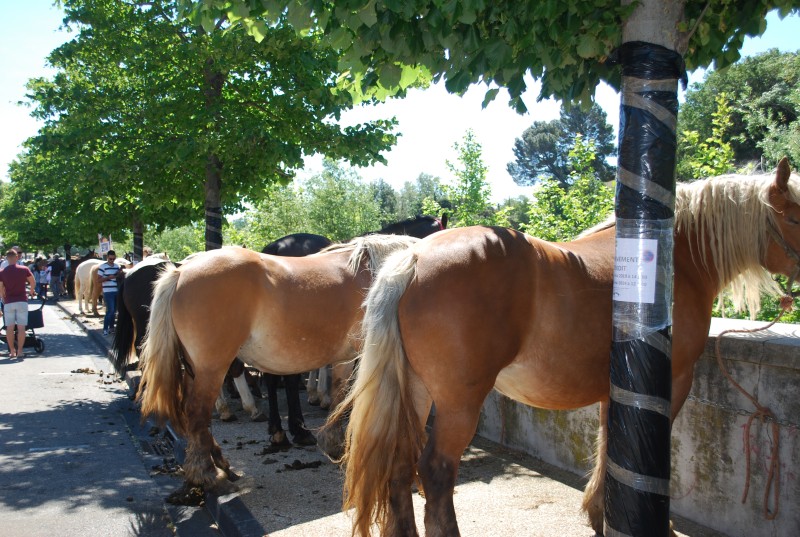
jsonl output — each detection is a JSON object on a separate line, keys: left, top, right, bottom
{"left": 776, "top": 157, "right": 791, "bottom": 193}
{"left": 441, "top": 213, "right": 449, "bottom": 229}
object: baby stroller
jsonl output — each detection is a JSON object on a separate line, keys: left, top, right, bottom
{"left": 1, "top": 298, "right": 46, "bottom": 354}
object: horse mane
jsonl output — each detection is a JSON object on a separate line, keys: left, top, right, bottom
{"left": 676, "top": 171, "right": 800, "bottom": 315}
{"left": 324, "top": 234, "right": 419, "bottom": 275}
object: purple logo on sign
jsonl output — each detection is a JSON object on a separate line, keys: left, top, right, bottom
{"left": 642, "top": 250, "right": 655, "bottom": 262}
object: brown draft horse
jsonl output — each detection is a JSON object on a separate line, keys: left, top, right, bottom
{"left": 137, "top": 234, "right": 418, "bottom": 492}
{"left": 333, "top": 159, "right": 800, "bottom": 537}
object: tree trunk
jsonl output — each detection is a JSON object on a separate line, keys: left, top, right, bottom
{"left": 203, "top": 57, "right": 225, "bottom": 252}
{"left": 132, "top": 218, "right": 144, "bottom": 263}
{"left": 205, "top": 153, "right": 224, "bottom": 251}
{"left": 604, "top": 1, "right": 686, "bottom": 536}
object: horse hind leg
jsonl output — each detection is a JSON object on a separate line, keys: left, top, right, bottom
{"left": 385, "top": 368, "right": 433, "bottom": 537}
{"left": 284, "top": 374, "right": 316, "bottom": 445}
{"left": 182, "top": 376, "right": 236, "bottom": 493}
{"left": 232, "top": 373, "right": 267, "bottom": 422}
{"left": 318, "top": 365, "right": 332, "bottom": 410}
{"left": 306, "top": 368, "right": 321, "bottom": 406}
{"left": 418, "top": 393, "right": 489, "bottom": 537}
{"left": 582, "top": 401, "right": 608, "bottom": 535}
{"left": 215, "top": 391, "right": 237, "bottom": 422}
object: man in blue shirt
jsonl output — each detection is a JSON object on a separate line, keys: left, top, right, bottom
{"left": 96, "top": 250, "right": 122, "bottom": 336}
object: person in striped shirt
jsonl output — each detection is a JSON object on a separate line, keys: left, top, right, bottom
{"left": 97, "top": 250, "right": 123, "bottom": 336}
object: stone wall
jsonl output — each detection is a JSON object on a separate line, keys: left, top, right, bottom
{"left": 476, "top": 318, "right": 800, "bottom": 537}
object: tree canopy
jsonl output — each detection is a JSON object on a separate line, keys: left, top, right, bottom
{"left": 523, "top": 134, "right": 615, "bottom": 241}
{"left": 175, "top": 1, "right": 799, "bottom": 109}
{"left": 4, "top": 0, "right": 398, "bottom": 253}
{"left": 679, "top": 49, "right": 800, "bottom": 169}
{"left": 508, "top": 103, "right": 616, "bottom": 189}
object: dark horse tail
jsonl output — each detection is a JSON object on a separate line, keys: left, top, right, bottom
{"left": 111, "top": 276, "right": 135, "bottom": 374}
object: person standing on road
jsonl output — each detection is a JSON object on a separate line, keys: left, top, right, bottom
{"left": 0, "top": 250, "right": 37, "bottom": 358}
{"left": 49, "top": 254, "right": 66, "bottom": 299}
{"left": 97, "top": 250, "right": 122, "bottom": 336}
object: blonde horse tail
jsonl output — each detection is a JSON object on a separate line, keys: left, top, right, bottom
{"left": 329, "top": 248, "right": 426, "bottom": 536}
{"left": 136, "top": 266, "right": 186, "bottom": 435}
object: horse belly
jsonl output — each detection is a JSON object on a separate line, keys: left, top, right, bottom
{"left": 237, "top": 321, "right": 354, "bottom": 376}
{"left": 494, "top": 347, "right": 609, "bottom": 410}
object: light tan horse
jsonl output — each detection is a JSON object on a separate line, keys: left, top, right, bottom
{"left": 137, "top": 234, "right": 418, "bottom": 492}
{"left": 75, "top": 259, "right": 103, "bottom": 315}
{"left": 333, "top": 159, "right": 800, "bottom": 536}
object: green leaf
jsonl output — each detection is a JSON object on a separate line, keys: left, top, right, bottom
{"left": 358, "top": 0, "right": 378, "bottom": 28}
{"left": 200, "top": 14, "right": 217, "bottom": 34}
{"left": 481, "top": 87, "right": 499, "bottom": 108}
{"left": 244, "top": 20, "right": 268, "bottom": 43}
{"left": 287, "top": 0, "right": 313, "bottom": 32}
{"left": 378, "top": 63, "right": 402, "bottom": 89}
{"left": 399, "top": 64, "right": 421, "bottom": 89}
{"left": 576, "top": 35, "right": 599, "bottom": 59}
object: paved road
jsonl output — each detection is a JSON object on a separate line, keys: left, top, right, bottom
{"left": 8, "top": 297, "right": 721, "bottom": 537}
{"left": 0, "top": 300, "right": 218, "bottom": 537}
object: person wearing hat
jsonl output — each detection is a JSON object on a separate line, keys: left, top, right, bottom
{"left": 0, "top": 249, "right": 36, "bottom": 358}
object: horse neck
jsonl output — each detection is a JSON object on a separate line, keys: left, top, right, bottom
{"left": 673, "top": 229, "right": 722, "bottom": 308}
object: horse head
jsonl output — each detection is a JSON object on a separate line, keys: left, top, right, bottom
{"left": 764, "top": 157, "right": 800, "bottom": 289}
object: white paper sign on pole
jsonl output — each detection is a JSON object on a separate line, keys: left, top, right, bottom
{"left": 613, "top": 238, "right": 658, "bottom": 304}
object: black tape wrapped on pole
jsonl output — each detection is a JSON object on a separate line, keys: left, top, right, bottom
{"left": 604, "top": 42, "right": 686, "bottom": 537}
{"left": 206, "top": 206, "right": 223, "bottom": 251}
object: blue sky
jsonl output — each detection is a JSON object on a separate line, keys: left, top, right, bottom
{"left": 1, "top": 4, "right": 798, "bottom": 202}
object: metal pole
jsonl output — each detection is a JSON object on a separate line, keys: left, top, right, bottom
{"left": 605, "top": 41, "right": 686, "bottom": 537}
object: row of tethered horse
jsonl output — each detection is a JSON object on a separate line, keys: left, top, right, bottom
{"left": 107, "top": 160, "right": 799, "bottom": 536}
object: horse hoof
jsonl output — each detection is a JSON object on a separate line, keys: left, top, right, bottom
{"left": 251, "top": 412, "right": 268, "bottom": 423}
{"left": 308, "top": 396, "right": 321, "bottom": 406}
{"left": 269, "top": 430, "right": 292, "bottom": 449}
{"left": 166, "top": 483, "right": 205, "bottom": 506}
{"left": 292, "top": 428, "right": 317, "bottom": 446}
{"left": 220, "top": 414, "right": 238, "bottom": 422}
{"left": 208, "top": 478, "right": 239, "bottom": 496}
{"left": 317, "top": 424, "right": 345, "bottom": 462}
{"left": 226, "top": 469, "right": 242, "bottom": 482}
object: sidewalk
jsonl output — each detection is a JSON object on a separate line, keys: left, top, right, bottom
{"left": 57, "top": 297, "right": 722, "bottom": 537}
{"left": 0, "top": 300, "right": 202, "bottom": 536}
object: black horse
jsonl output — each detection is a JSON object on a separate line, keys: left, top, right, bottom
{"left": 373, "top": 214, "right": 448, "bottom": 237}
{"left": 112, "top": 256, "right": 172, "bottom": 374}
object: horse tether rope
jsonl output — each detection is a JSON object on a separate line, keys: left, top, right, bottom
{"left": 713, "top": 295, "right": 793, "bottom": 520}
